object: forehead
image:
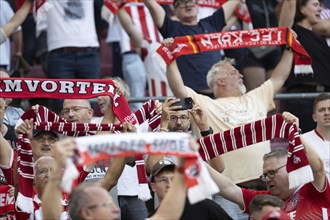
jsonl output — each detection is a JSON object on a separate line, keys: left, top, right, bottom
{"left": 263, "top": 157, "right": 285, "bottom": 172}
{"left": 156, "top": 170, "right": 174, "bottom": 178}
{"left": 170, "top": 110, "right": 188, "bottom": 117}
{"left": 63, "top": 99, "right": 90, "bottom": 108}
{"left": 315, "top": 99, "right": 330, "bottom": 109}
{"left": 35, "top": 158, "right": 55, "bottom": 170}
{"left": 34, "top": 132, "right": 56, "bottom": 139}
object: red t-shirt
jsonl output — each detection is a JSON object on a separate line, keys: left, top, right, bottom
{"left": 241, "top": 179, "right": 330, "bottom": 219}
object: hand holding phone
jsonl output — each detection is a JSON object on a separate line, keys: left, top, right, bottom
{"left": 170, "top": 97, "right": 193, "bottom": 111}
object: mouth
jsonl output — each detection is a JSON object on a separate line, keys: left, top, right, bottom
{"left": 41, "top": 145, "right": 51, "bottom": 151}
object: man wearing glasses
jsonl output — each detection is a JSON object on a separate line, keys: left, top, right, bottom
{"left": 62, "top": 99, "right": 94, "bottom": 123}
{"left": 206, "top": 112, "right": 330, "bottom": 219}
{"left": 143, "top": 0, "right": 240, "bottom": 97}
{"left": 148, "top": 158, "right": 232, "bottom": 219}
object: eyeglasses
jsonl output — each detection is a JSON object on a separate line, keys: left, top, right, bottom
{"left": 259, "top": 165, "right": 286, "bottom": 182}
{"left": 174, "top": 0, "right": 196, "bottom": 8}
{"left": 155, "top": 176, "right": 174, "bottom": 185}
{"left": 170, "top": 115, "right": 189, "bottom": 123}
{"left": 86, "top": 200, "right": 114, "bottom": 210}
{"left": 36, "top": 167, "right": 50, "bottom": 176}
{"left": 32, "top": 136, "right": 58, "bottom": 144}
{"left": 61, "top": 106, "right": 90, "bottom": 116}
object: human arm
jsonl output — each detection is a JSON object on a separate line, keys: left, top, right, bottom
{"left": 117, "top": 7, "right": 143, "bottom": 49}
{"left": 221, "top": 0, "right": 241, "bottom": 22}
{"left": 278, "top": 0, "right": 295, "bottom": 27}
{"left": 312, "top": 19, "right": 330, "bottom": 38}
{"left": 166, "top": 59, "right": 189, "bottom": 98}
{"left": 143, "top": 0, "right": 166, "bottom": 28}
{"left": 282, "top": 112, "right": 326, "bottom": 191}
{"left": 13, "top": 30, "right": 23, "bottom": 56}
{"left": 206, "top": 163, "right": 244, "bottom": 208}
{"left": 0, "top": 129, "right": 12, "bottom": 169}
{"left": 42, "top": 138, "right": 76, "bottom": 220}
{"left": 150, "top": 167, "right": 185, "bottom": 219}
{"left": 1, "top": 0, "right": 32, "bottom": 39}
{"left": 97, "top": 122, "right": 136, "bottom": 190}
{"left": 269, "top": 49, "right": 293, "bottom": 94}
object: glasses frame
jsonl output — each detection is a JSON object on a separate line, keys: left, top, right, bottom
{"left": 174, "top": 0, "right": 196, "bottom": 8}
{"left": 154, "top": 176, "right": 174, "bottom": 185}
{"left": 61, "top": 106, "right": 90, "bottom": 116}
{"left": 169, "top": 115, "right": 189, "bottom": 123}
{"left": 259, "top": 165, "right": 286, "bottom": 182}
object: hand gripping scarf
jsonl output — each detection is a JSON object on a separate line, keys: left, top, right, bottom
{"left": 197, "top": 114, "right": 314, "bottom": 189}
{"left": 0, "top": 185, "right": 15, "bottom": 216}
{"left": 157, "top": 27, "right": 313, "bottom": 75}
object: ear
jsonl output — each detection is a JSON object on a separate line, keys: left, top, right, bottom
{"left": 80, "top": 208, "right": 93, "bottom": 220}
{"left": 312, "top": 113, "right": 317, "bottom": 122}
{"left": 88, "top": 108, "right": 94, "bottom": 119}
{"left": 150, "top": 182, "right": 157, "bottom": 192}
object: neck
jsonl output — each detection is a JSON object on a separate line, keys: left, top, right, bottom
{"left": 102, "top": 111, "right": 116, "bottom": 124}
{"left": 297, "top": 20, "right": 313, "bottom": 30}
{"left": 316, "top": 126, "right": 330, "bottom": 141}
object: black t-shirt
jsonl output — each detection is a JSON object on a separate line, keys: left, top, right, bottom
{"left": 4, "top": 123, "right": 17, "bottom": 150}
{"left": 159, "top": 8, "right": 226, "bottom": 92}
{"left": 285, "top": 24, "right": 330, "bottom": 89}
{"left": 149, "top": 198, "right": 232, "bottom": 220}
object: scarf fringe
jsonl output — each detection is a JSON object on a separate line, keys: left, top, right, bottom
{"left": 138, "top": 183, "right": 152, "bottom": 201}
{"left": 294, "top": 65, "right": 314, "bottom": 75}
{"left": 288, "top": 165, "right": 314, "bottom": 189}
{"left": 16, "top": 192, "right": 34, "bottom": 214}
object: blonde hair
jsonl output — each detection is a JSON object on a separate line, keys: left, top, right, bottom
{"left": 206, "top": 58, "right": 235, "bottom": 89}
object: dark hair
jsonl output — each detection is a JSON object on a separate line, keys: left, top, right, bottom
{"left": 313, "top": 93, "right": 330, "bottom": 113}
{"left": 249, "top": 194, "right": 283, "bottom": 214}
{"left": 151, "top": 165, "right": 175, "bottom": 182}
{"left": 294, "top": 0, "right": 311, "bottom": 23}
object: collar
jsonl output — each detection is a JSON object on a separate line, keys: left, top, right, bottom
{"left": 314, "top": 129, "right": 325, "bottom": 141}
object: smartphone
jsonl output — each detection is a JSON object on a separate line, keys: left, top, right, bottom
{"left": 170, "top": 97, "right": 193, "bottom": 111}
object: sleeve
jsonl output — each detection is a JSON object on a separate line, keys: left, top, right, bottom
{"left": 159, "top": 15, "right": 179, "bottom": 38}
{"left": 246, "top": 79, "right": 275, "bottom": 113}
{"left": 0, "top": 150, "right": 16, "bottom": 186}
{"left": 200, "top": 7, "right": 226, "bottom": 31}
{"left": 241, "top": 188, "right": 270, "bottom": 213}
{"left": 0, "top": 27, "right": 7, "bottom": 45}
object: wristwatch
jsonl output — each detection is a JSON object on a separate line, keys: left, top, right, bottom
{"left": 200, "top": 127, "right": 213, "bottom": 137}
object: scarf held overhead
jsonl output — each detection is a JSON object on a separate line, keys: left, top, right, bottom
{"left": 0, "top": 78, "right": 136, "bottom": 125}
{"left": 198, "top": 114, "right": 314, "bottom": 189}
{"left": 157, "top": 27, "right": 313, "bottom": 75}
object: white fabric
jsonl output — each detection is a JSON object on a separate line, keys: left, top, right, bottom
{"left": 0, "top": 1, "right": 21, "bottom": 67}
{"left": 117, "top": 165, "right": 140, "bottom": 196}
{"left": 119, "top": 3, "right": 162, "bottom": 54}
{"left": 144, "top": 41, "right": 173, "bottom": 97}
{"left": 30, "top": 195, "right": 68, "bottom": 220}
{"left": 303, "top": 130, "right": 330, "bottom": 181}
{"left": 46, "top": 0, "right": 99, "bottom": 51}
{"left": 106, "top": 15, "right": 122, "bottom": 43}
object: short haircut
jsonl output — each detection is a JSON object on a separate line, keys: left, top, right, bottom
{"left": 249, "top": 194, "right": 283, "bottom": 214}
{"left": 206, "top": 58, "right": 235, "bottom": 89}
{"left": 33, "top": 156, "right": 54, "bottom": 175}
{"left": 68, "top": 183, "right": 95, "bottom": 220}
{"left": 312, "top": 93, "right": 330, "bottom": 113}
{"left": 263, "top": 148, "right": 288, "bottom": 162}
{"left": 294, "top": 0, "right": 310, "bottom": 23}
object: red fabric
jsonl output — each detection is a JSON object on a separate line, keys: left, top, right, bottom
{"left": 157, "top": 27, "right": 312, "bottom": 74}
{"left": 198, "top": 114, "right": 312, "bottom": 188}
{"left": 0, "top": 185, "right": 15, "bottom": 216}
{"left": 0, "top": 78, "right": 136, "bottom": 125}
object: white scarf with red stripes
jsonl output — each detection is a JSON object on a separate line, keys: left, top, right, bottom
{"left": 198, "top": 114, "right": 314, "bottom": 189}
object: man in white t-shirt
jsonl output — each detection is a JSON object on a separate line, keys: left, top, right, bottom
{"left": 303, "top": 93, "right": 330, "bottom": 181}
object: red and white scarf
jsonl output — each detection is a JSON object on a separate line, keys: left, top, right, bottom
{"left": 157, "top": 27, "right": 313, "bottom": 75}
{"left": 198, "top": 114, "right": 314, "bottom": 189}
{"left": 0, "top": 185, "right": 15, "bottom": 216}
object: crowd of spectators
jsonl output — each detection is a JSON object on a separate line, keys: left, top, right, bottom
{"left": 0, "top": 0, "right": 329, "bottom": 219}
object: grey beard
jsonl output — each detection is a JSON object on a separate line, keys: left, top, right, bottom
{"left": 238, "top": 83, "right": 247, "bottom": 95}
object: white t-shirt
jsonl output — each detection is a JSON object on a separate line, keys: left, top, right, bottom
{"left": 46, "top": 0, "right": 99, "bottom": 51}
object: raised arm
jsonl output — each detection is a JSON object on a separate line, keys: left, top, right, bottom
{"left": 2, "top": 0, "right": 32, "bottom": 39}
{"left": 278, "top": 0, "right": 296, "bottom": 27}
{"left": 221, "top": 0, "right": 241, "bottom": 22}
{"left": 150, "top": 157, "right": 186, "bottom": 220}
{"left": 282, "top": 111, "right": 326, "bottom": 191}
{"left": 312, "top": 19, "right": 330, "bottom": 38}
{"left": 167, "top": 59, "right": 189, "bottom": 98}
{"left": 269, "top": 49, "right": 294, "bottom": 94}
{"left": 206, "top": 163, "right": 244, "bottom": 208}
{"left": 143, "top": 0, "right": 166, "bottom": 28}
{"left": 117, "top": 7, "right": 143, "bottom": 49}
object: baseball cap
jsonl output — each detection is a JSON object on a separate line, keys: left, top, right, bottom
{"left": 151, "top": 159, "right": 175, "bottom": 178}
{"left": 33, "top": 130, "right": 59, "bottom": 138}
{"left": 261, "top": 210, "right": 290, "bottom": 220}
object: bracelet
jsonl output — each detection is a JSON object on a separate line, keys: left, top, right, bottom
{"left": 175, "top": 166, "right": 185, "bottom": 174}
{"left": 159, "top": 127, "right": 168, "bottom": 132}
{"left": 200, "top": 127, "right": 213, "bottom": 137}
